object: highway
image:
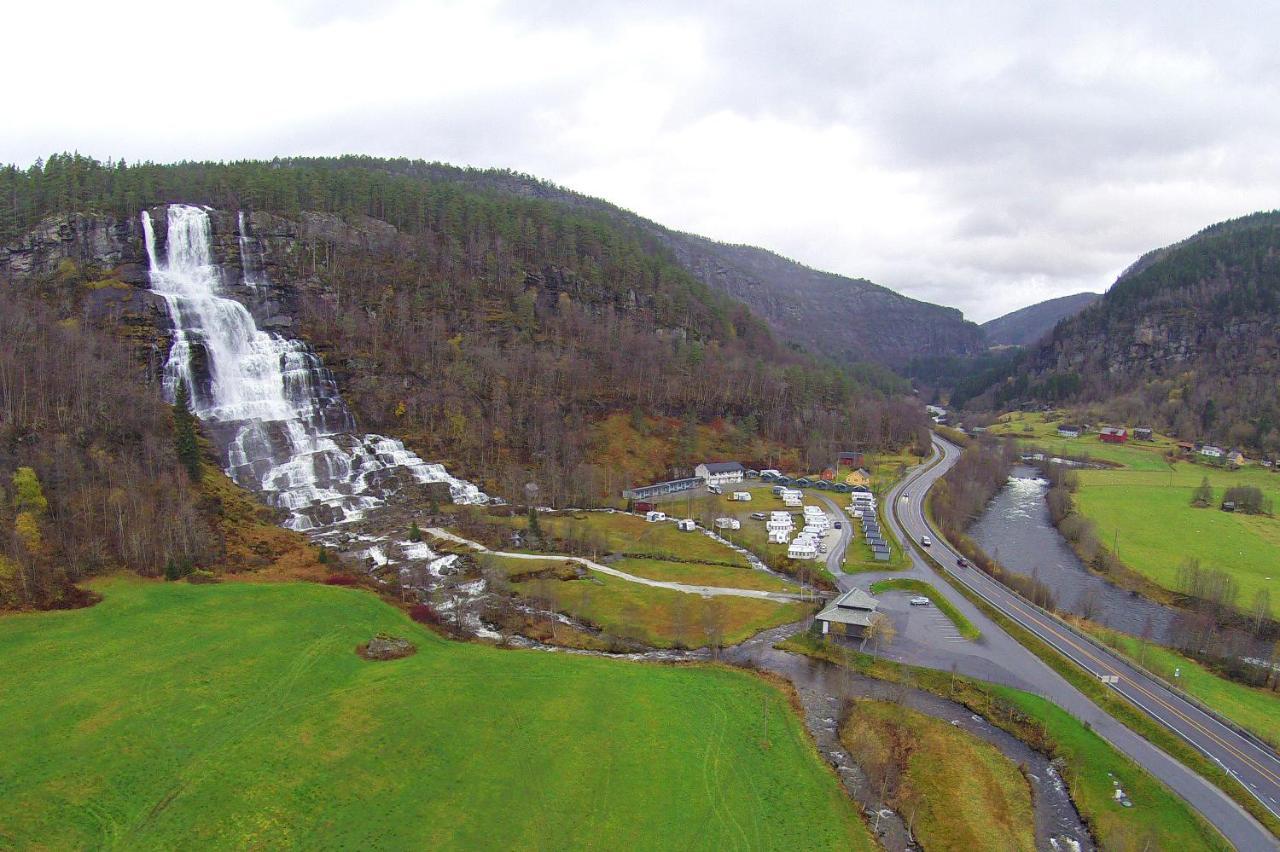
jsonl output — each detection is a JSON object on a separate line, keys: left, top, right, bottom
{"left": 835, "top": 435, "right": 1279, "bottom": 850}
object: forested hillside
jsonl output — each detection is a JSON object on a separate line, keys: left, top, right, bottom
{"left": 0, "top": 155, "right": 928, "bottom": 607}
{"left": 0, "top": 154, "right": 982, "bottom": 368}
{"left": 980, "top": 292, "right": 1101, "bottom": 347}
{"left": 962, "top": 211, "right": 1280, "bottom": 453}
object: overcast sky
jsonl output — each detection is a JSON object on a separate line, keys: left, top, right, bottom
{"left": 6, "top": 1, "right": 1278, "bottom": 321}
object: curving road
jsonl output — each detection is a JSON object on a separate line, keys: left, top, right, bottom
{"left": 830, "top": 437, "right": 1279, "bottom": 850}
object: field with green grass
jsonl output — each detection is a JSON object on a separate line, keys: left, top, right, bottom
{"left": 1078, "top": 622, "right": 1280, "bottom": 750}
{"left": 841, "top": 700, "right": 1034, "bottom": 852}
{"left": 989, "top": 412, "right": 1280, "bottom": 617}
{"left": 868, "top": 578, "right": 980, "bottom": 639}
{"left": 486, "top": 510, "right": 752, "bottom": 567}
{"left": 0, "top": 579, "right": 866, "bottom": 850}
{"left": 610, "top": 557, "right": 796, "bottom": 592}
{"left": 781, "top": 632, "right": 1230, "bottom": 851}
{"left": 541, "top": 571, "right": 811, "bottom": 648}
{"left": 843, "top": 500, "right": 910, "bottom": 573}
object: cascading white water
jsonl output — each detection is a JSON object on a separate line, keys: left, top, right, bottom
{"left": 144, "top": 204, "right": 485, "bottom": 531}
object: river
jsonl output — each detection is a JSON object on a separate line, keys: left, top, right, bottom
{"left": 969, "top": 466, "right": 1176, "bottom": 642}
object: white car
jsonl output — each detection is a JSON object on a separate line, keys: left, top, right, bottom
{"left": 909, "top": 596, "right": 931, "bottom": 606}
{"left": 921, "top": 535, "right": 932, "bottom": 547}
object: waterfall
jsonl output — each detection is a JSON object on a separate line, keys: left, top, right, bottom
{"left": 143, "top": 204, "right": 485, "bottom": 531}
{"left": 237, "top": 211, "right": 262, "bottom": 288}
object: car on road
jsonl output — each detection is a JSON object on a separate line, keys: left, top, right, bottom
{"left": 921, "top": 535, "right": 932, "bottom": 547}
{"left": 901, "top": 494, "right": 909, "bottom": 501}
{"left": 833, "top": 521, "right": 842, "bottom": 529}
{"left": 956, "top": 557, "right": 969, "bottom": 568}
{"left": 909, "top": 596, "right": 930, "bottom": 606}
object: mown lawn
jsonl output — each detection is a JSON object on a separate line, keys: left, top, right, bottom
{"left": 540, "top": 572, "right": 812, "bottom": 649}
{"left": 0, "top": 579, "right": 866, "bottom": 850}
{"left": 1079, "top": 622, "right": 1280, "bottom": 750}
{"left": 841, "top": 700, "right": 1034, "bottom": 852}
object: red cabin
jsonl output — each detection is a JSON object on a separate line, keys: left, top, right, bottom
{"left": 1099, "top": 426, "right": 1128, "bottom": 443}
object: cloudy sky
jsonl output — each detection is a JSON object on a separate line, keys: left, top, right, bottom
{"left": 6, "top": 1, "right": 1278, "bottom": 321}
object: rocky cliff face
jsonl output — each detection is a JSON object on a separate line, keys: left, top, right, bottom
{"left": 988, "top": 210, "right": 1280, "bottom": 447}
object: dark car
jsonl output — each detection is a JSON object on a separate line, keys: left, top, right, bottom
{"left": 957, "top": 557, "right": 969, "bottom": 568}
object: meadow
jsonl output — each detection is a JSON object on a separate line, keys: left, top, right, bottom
{"left": 989, "top": 412, "right": 1280, "bottom": 617}
{"left": 841, "top": 700, "right": 1034, "bottom": 852}
{"left": 0, "top": 579, "right": 866, "bottom": 850}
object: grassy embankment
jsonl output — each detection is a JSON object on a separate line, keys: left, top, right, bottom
{"left": 989, "top": 411, "right": 1280, "bottom": 618}
{"left": 782, "top": 632, "right": 1230, "bottom": 851}
{"left": 868, "top": 578, "right": 980, "bottom": 640}
{"left": 842, "top": 700, "right": 1035, "bottom": 852}
{"left": 0, "top": 579, "right": 870, "bottom": 850}
{"left": 1075, "top": 620, "right": 1280, "bottom": 751}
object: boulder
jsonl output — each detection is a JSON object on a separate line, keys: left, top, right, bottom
{"left": 357, "top": 632, "right": 417, "bottom": 661}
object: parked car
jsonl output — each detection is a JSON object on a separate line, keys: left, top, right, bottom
{"left": 909, "top": 596, "right": 930, "bottom": 606}
{"left": 956, "top": 557, "right": 969, "bottom": 568}
{"left": 750, "top": 511, "right": 767, "bottom": 520}
{"left": 921, "top": 535, "right": 932, "bottom": 547}
{"left": 833, "top": 521, "right": 842, "bottom": 529}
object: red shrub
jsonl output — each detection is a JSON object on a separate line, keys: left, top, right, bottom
{"left": 323, "top": 573, "right": 360, "bottom": 586}
{"left": 409, "top": 603, "right": 443, "bottom": 625}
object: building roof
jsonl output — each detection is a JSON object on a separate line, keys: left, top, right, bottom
{"left": 698, "top": 461, "right": 744, "bottom": 474}
{"left": 1100, "top": 426, "right": 1127, "bottom": 436}
{"left": 816, "top": 588, "right": 879, "bottom": 627}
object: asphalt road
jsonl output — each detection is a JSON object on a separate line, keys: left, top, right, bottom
{"left": 833, "top": 437, "right": 1279, "bottom": 851}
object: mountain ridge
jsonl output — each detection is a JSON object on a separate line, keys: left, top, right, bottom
{"left": 980, "top": 291, "right": 1102, "bottom": 347}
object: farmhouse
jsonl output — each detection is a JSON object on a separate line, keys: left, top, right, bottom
{"left": 844, "top": 468, "right": 871, "bottom": 487}
{"left": 1227, "top": 448, "right": 1246, "bottom": 467}
{"left": 837, "top": 451, "right": 866, "bottom": 468}
{"left": 1057, "top": 425, "right": 1082, "bottom": 438}
{"left": 623, "top": 477, "right": 701, "bottom": 501}
{"left": 695, "top": 461, "right": 745, "bottom": 486}
{"left": 1099, "top": 426, "right": 1128, "bottom": 443}
{"left": 1199, "top": 445, "right": 1225, "bottom": 459}
{"left": 815, "top": 588, "right": 879, "bottom": 638}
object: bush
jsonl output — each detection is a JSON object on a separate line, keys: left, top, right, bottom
{"left": 409, "top": 603, "right": 443, "bottom": 625}
{"left": 1222, "top": 485, "right": 1268, "bottom": 514}
{"left": 323, "top": 573, "right": 360, "bottom": 586}
{"left": 185, "top": 569, "right": 220, "bottom": 584}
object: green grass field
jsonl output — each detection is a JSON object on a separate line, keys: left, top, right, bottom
{"left": 1078, "top": 622, "right": 1280, "bottom": 750}
{"left": 841, "top": 700, "right": 1034, "bottom": 852}
{"left": 843, "top": 500, "right": 910, "bottom": 573}
{"left": 868, "top": 578, "right": 980, "bottom": 639}
{"left": 990, "top": 412, "right": 1280, "bottom": 617}
{"left": 490, "top": 510, "right": 752, "bottom": 567}
{"left": 1072, "top": 462, "right": 1280, "bottom": 618}
{"left": 781, "top": 632, "right": 1230, "bottom": 851}
{"left": 541, "top": 571, "right": 812, "bottom": 648}
{"left": 610, "top": 557, "right": 796, "bottom": 592}
{"left": 0, "top": 579, "right": 867, "bottom": 850}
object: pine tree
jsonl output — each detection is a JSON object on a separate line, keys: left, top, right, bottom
{"left": 173, "top": 379, "right": 202, "bottom": 482}
{"left": 408, "top": 521, "right": 423, "bottom": 543}
{"left": 527, "top": 505, "right": 543, "bottom": 547}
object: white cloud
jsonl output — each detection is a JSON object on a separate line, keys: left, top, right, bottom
{"left": 4, "top": 0, "right": 1279, "bottom": 321}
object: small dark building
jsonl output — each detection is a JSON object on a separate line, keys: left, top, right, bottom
{"left": 1134, "top": 427, "right": 1154, "bottom": 441}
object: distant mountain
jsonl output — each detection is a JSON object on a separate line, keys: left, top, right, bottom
{"left": 968, "top": 210, "right": 1280, "bottom": 452}
{"left": 981, "top": 292, "right": 1101, "bottom": 347}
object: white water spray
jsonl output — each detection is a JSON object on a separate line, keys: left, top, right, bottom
{"left": 143, "top": 204, "right": 485, "bottom": 530}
